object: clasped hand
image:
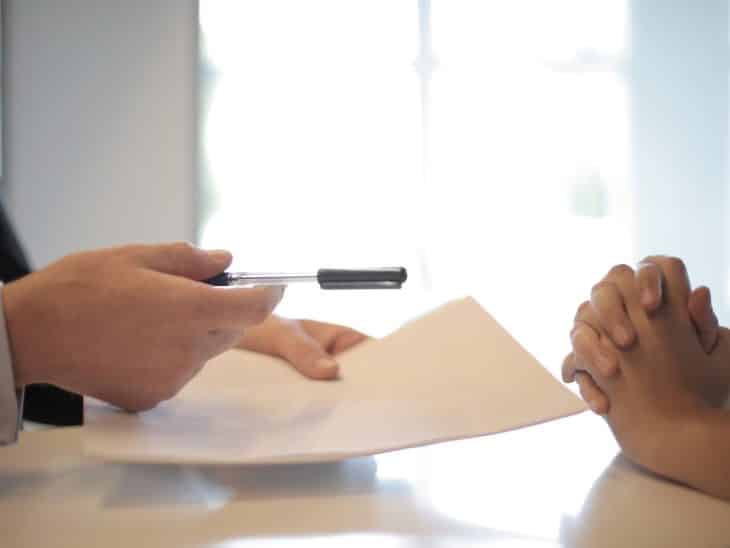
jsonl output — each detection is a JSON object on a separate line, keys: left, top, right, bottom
{"left": 563, "top": 256, "right": 730, "bottom": 481}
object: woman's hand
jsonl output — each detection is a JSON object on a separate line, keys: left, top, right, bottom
{"left": 562, "top": 257, "right": 721, "bottom": 414}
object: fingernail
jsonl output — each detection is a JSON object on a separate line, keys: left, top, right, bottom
{"left": 614, "top": 325, "right": 633, "bottom": 346}
{"left": 315, "top": 358, "right": 338, "bottom": 371}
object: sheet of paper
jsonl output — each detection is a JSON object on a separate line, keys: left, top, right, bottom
{"left": 83, "top": 297, "right": 587, "bottom": 464}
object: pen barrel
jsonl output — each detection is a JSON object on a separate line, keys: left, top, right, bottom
{"left": 317, "top": 268, "right": 407, "bottom": 290}
{"left": 204, "top": 272, "right": 316, "bottom": 286}
{"left": 204, "top": 269, "right": 407, "bottom": 289}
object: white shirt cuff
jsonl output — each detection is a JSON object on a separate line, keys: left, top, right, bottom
{"left": 0, "top": 283, "right": 22, "bottom": 445}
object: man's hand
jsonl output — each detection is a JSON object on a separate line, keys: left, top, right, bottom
{"left": 562, "top": 257, "right": 722, "bottom": 413}
{"left": 3, "top": 243, "right": 284, "bottom": 411}
{"left": 238, "top": 316, "right": 369, "bottom": 379}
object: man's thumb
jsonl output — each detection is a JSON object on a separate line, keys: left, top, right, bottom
{"left": 688, "top": 286, "right": 719, "bottom": 353}
{"left": 134, "top": 242, "right": 232, "bottom": 280}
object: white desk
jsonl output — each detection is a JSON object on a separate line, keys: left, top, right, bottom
{"left": 2, "top": 413, "right": 730, "bottom": 547}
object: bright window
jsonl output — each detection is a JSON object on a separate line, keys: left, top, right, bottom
{"left": 199, "top": 0, "right": 630, "bottom": 377}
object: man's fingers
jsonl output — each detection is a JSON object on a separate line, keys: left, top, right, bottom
{"left": 131, "top": 242, "right": 233, "bottom": 281}
{"left": 276, "top": 328, "right": 341, "bottom": 380}
{"left": 590, "top": 281, "right": 635, "bottom": 348}
{"left": 207, "top": 286, "right": 285, "bottom": 327}
{"left": 688, "top": 286, "right": 719, "bottom": 353}
{"left": 575, "top": 372, "right": 610, "bottom": 415}
{"left": 636, "top": 261, "right": 663, "bottom": 311}
{"left": 570, "top": 321, "right": 618, "bottom": 378}
{"left": 329, "top": 330, "right": 369, "bottom": 355}
{"left": 298, "top": 319, "right": 370, "bottom": 355}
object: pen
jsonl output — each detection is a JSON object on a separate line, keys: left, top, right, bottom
{"left": 204, "top": 267, "right": 408, "bottom": 289}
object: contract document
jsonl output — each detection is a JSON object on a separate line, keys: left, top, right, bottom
{"left": 83, "top": 297, "right": 587, "bottom": 464}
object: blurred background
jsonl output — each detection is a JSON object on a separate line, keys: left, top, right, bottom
{"left": 3, "top": 0, "right": 729, "bottom": 380}
{"left": 198, "top": 0, "right": 730, "bottom": 378}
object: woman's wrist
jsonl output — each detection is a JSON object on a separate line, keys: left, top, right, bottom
{"left": 652, "top": 407, "right": 726, "bottom": 490}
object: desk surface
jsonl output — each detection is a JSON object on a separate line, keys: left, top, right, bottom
{"left": 2, "top": 413, "right": 730, "bottom": 548}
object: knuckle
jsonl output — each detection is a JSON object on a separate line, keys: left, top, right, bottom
{"left": 249, "top": 301, "right": 273, "bottom": 323}
{"left": 571, "top": 327, "right": 605, "bottom": 362}
{"left": 607, "top": 263, "right": 634, "bottom": 280}
{"left": 171, "top": 241, "right": 196, "bottom": 255}
{"left": 636, "top": 260, "right": 659, "bottom": 276}
{"left": 575, "top": 374, "right": 591, "bottom": 398}
{"left": 570, "top": 323, "right": 592, "bottom": 347}
{"left": 590, "top": 281, "right": 615, "bottom": 299}
{"left": 590, "top": 284, "right": 628, "bottom": 322}
{"left": 640, "top": 254, "right": 663, "bottom": 265}
{"left": 576, "top": 372, "right": 599, "bottom": 397}
{"left": 574, "top": 300, "right": 592, "bottom": 322}
{"left": 665, "top": 256, "right": 687, "bottom": 275}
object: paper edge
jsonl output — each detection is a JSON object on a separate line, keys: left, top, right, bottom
{"left": 83, "top": 406, "right": 587, "bottom": 465}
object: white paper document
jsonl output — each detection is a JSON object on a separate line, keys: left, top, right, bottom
{"left": 83, "top": 297, "right": 587, "bottom": 464}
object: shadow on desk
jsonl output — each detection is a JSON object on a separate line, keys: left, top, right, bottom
{"left": 561, "top": 455, "right": 730, "bottom": 548}
{"left": 5, "top": 424, "right": 730, "bottom": 547}
{"left": 101, "top": 457, "right": 386, "bottom": 508}
{"left": 100, "top": 455, "right": 531, "bottom": 546}
{"left": 91, "top": 424, "right": 730, "bottom": 547}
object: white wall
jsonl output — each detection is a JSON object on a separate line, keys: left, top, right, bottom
{"left": 4, "top": 0, "right": 197, "bottom": 267}
{"left": 630, "top": 0, "right": 729, "bottom": 322}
